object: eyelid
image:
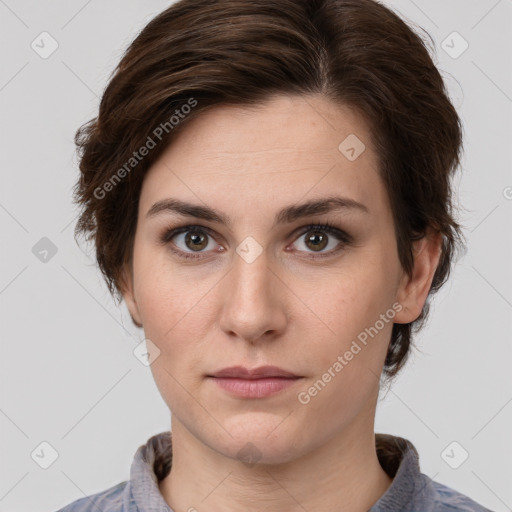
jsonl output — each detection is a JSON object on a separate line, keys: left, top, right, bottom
{"left": 292, "top": 222, "right": 352, "bottom": 244}
{"left": 159, "top": 224, "right": 217, "bottom": 245}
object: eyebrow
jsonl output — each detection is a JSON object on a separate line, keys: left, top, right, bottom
{"left": 146, "top": 196, "right": 370, "bottom": 228}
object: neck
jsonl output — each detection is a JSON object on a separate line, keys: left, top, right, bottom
{"left": 158, "top": 417, "right": 393, "bottom": 512}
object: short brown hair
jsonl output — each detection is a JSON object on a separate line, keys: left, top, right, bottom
{"left": 73, "top": 0, "right": 464, "bottom": 379}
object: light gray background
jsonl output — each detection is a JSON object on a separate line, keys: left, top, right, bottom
{"left": 0, "top": 1, "right": 511, "bottom": 511}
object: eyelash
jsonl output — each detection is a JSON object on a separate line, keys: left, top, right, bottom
{"left": 159, "top": 222, "right": 353, "bottom": 261}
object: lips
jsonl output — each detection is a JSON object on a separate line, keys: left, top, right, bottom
{"left": 208, "top": 365, "right": 300, "bottom": 379}
{"left": 207, "top": 366, "right": 302, "bottom": 398}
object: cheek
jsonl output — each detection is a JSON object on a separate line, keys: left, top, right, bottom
{"left": 133, "top": 247, "right": 204, "bottom": 333}
{"left": 315, "top": 251, "right": 399, "bottom": 332}
{"left": 132, "top": 246, "right": 222, "bottom": 373}
{"left": 295, "top": 268, "right": 396, "bottom": 427}
{"left": 303, "top": 248, "right": 400, "bottom": 389}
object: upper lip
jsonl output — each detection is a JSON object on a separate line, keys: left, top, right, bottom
{"left": 208, "top": 365, "right": 300, "bottom": 379}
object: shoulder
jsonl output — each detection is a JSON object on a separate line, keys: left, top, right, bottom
{"left": 55, "top": 481, "right": 130, "bottom": 512}
{"left": 431, "top": 480, "right": 493, "bottom": 511}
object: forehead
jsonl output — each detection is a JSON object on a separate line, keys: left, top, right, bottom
{"left": 139, "top": 94, "right": 387, "bottom": 219}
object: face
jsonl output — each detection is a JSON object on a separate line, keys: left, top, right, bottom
{"left": 122, "top": 94, "right": 437, "bottom": 464}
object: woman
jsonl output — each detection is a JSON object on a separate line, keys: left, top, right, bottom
{"left": 58, "top": 0, "right": 492, "bottom": 510}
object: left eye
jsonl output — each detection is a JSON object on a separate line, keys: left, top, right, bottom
{"left": 290, "top": 224, "right": 349, "bottom": 256}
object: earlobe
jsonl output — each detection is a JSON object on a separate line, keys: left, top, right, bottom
{"left": 394, "top": 230, "right": 442, "bottom": 325}
{"left": 119, "top": 264, "right": 143, "bottom": 328}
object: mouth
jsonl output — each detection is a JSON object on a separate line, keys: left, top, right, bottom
{"left": 207, "top": 366, "right": 303, "bottom": 398}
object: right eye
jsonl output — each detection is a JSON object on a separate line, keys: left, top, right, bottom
{"left": 160, "top": 225, "right": 224, "bottom": 260}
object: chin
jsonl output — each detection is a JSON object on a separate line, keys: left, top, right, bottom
{"left": 211, "top": 414, "right": 309, "bottom": 466}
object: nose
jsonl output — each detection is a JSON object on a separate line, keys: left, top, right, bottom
{"left": 218, "top": 248, "right": 288, "bottom": 344}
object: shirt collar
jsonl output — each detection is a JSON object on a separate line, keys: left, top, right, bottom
{"left": 128, "top": 431, "right": 173, "bottom": 511}
{"left": 370, "top": 434, "right": 436, "bottom": 511}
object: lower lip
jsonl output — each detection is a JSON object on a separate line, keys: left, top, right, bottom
{"left": 209, "top": 377, "right": 301, "bottom": 398}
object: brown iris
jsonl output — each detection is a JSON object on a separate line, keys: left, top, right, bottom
{"left": 185, "top": 230, "right": 208, "bottom": 251}
{"left": 305, "top": 230, "right": 328, "bottom": 251}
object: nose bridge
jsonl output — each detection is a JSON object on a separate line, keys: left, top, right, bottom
{"left": 219, "top": 246, "right": 286, "bottom": 341}
{"left": 231, "top": 249, "right": 271, "bottom": 302}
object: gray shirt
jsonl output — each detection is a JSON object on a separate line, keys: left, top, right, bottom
{"left": 56, "top": 431, "right": 493, "bottom": 511}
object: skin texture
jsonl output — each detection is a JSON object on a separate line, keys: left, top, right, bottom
{"left": 121, "top": 94, "right": 441, "bottom": 512}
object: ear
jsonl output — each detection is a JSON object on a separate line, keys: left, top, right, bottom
{"left": 394, "top": 229, "right": 443, "bottom": 324}
{"left": 118, "top": 263, "right": 143, "bottom": 328}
